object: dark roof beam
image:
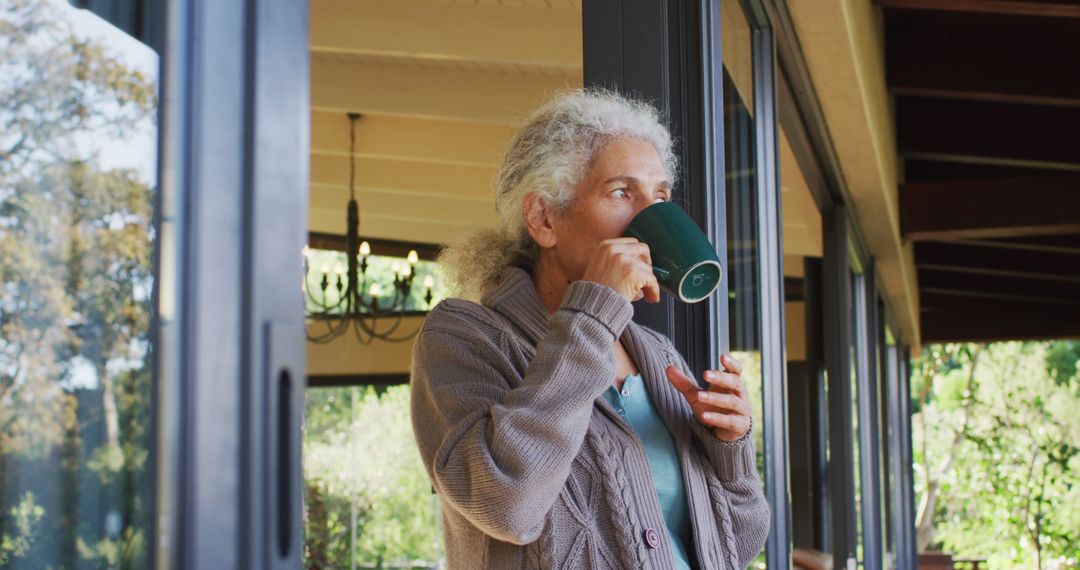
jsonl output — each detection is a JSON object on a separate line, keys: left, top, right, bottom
{"left": 900, "top": 174, "right": 1080, "bottom": 240}
{"left": 897, "top": 98, "right": 1080, "bottom": 170}
{"left": 920, "top": 294, "right": 1080, "bottom": 343}
{"left": 875, "top": 0, "right": 1080, "bottom": 19}
{"left": 915, "top": 240, "right": 1080, "bottom": 283}
{"left": 885, "top": 11, "right": 1080, "bottom": 107}
{"left": 918, "top": 267, "right": 1080, "bottom": 306}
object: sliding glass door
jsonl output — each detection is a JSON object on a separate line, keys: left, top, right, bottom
{"left": 3, "top": 0, "right": 311, "bottom": 568}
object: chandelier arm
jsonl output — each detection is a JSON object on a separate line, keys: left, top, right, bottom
{"left": 306, "top": 330, "right": 337, "bottom": 344}
{"left": 355, "top": 296, "right": 407, "bottom": 338}
{"left": 352, "top": 306, "right": 417, "bottom": 343}
{"left": 318, "top": 310, "right": 353, "bottom": 340}
{"left": 366, "top": 315, "right": 424, "bottom": 343}
{"left": 304, "top": 275, "right": 350, "bottom": 313}
{"left": 372, "top": 307, "right": 408, "bottom": 337}
{"left": 308, "top": 294, "right": 349, "bottom": 315}
{"left": 306, "top": 316, "right": 347, "bottom": 344}
{"left": 351, "top": 318, "right": 374, "bottom": 346}
{"left": 371, "top": 305, "right": 429, "bottom": 343}
{"left": 353, "top": 309, "right": 382, "bottom": 337}
{"left": 361, "top": 306, "right": 420, "bottom": 342}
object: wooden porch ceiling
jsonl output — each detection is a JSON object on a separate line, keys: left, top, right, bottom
{"left": 308, "top": 0, "right": 583, "bottom": 246}
{"left": 877, "top": 0, "right": 1080, "bottom": 342}
{"left": 308, "top": 0, "right": 824, "bottom": 264}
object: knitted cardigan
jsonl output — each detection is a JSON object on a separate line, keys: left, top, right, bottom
{"left": 410, "top": 268, "right": 770, "bottom": 569}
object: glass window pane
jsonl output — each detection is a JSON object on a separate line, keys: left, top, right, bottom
{"left": 722, "top": 0, "right": 766, "bottom": 567}
{"left": 303, "top": 248, "right": 448, "bottom": 314}
{"left": 849, "top": 271, "right": 864, "bottom": 568}
{"left": 1, "top": 2, "right": 159, "bottom": 568}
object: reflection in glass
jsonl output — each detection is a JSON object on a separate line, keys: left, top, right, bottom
{"left": 722, "top": 0, "right": 766, "bottom": 567}
{"left": 849, "top": 271, "right": 865, "bottom": 568}
{"left": 303, "top": 385, "right": 444, "bottom": 569}
{"left": 0, "top": 2, "right": 158, "bottom": 568}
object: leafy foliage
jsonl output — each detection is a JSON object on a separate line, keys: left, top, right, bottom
{"left": 0, "top": 1, "right": 157, "bottom": 567}
{"left": 913, "top": 342, "right": 1080, "bottom": 569}
{"left": 303, "top": 385, "right": 443, "bottom": 569}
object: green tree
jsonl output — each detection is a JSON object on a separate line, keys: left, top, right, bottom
{"left": 0, "top": 0, "right": 157, "bottom": 567}
{"left": 913, "top": 342, "right": 1080, "bottom": 569}
{"left": 303, "top": 385, "right": 443, "bottom": 568}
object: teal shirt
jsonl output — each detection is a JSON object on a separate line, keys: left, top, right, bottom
{"left": 602, "top": 374, "right": 693, "bottom": 570}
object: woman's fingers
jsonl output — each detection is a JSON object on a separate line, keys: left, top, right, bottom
{"left": 703, "top": 370, "right": 745, "bottom": 399}
{"left": 666, "top": 367, "right": 747, "bottom": 413}
{"left": 641, "top": 271, "right": 660, "bottom": 303}
{"left": 614, "top": 244, "right": 659, "bottom": 303}
{"left": 720, "top": 353, "right": 743, "bottom": 375}
{"left": 665, "top": 366, "right": 700, "bottom": 400}
{"left": 701, "top": 411, "right": 750, "bottom": 434}
{"left": 667, "top": 365, "right": 752, "bottom": 442}
{"left": 583, "top": 239, "right": 659, "bottom": 303}
{"left": 696, "top": 390, "right": 750, "bottom": 416}
{"left": 606, "top": 240, "right": 652, "bottom": 267}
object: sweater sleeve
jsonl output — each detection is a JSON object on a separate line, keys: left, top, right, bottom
{"left": 409, "top": 281, "right": 633, "bottom": 545}
{"left": 671, "top": 347, "right": 771, "bottom": 568}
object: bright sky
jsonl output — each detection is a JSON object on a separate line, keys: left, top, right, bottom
{"left": 44, "top": 0, "right": 160, "bottom": 388}
{"left": 58, "top": 0, "right": 160, "bottom": 185}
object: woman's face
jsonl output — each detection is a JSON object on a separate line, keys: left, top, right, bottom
{"left": 548, "top": 137, "right": 672, "bottom": 283}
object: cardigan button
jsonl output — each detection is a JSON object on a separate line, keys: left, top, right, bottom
{"left": 643, "top": 528, "right": 660, "bottom": 549}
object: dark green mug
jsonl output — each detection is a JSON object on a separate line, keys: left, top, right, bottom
{"left": 624, "top": 202, "right": 723, "bottom": 303}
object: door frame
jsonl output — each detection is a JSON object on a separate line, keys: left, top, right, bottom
{"left": 155, "top": 0, "right": 309, "bottom": 567}
{"left": 583, "top": 0, "right": 791, "bottom": 565}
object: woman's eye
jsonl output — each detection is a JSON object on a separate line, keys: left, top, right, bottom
{"left": 611, "top": 188, "right": 628, "bottom": 198}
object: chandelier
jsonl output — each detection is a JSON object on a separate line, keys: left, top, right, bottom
{"left": 303, "top": 112, "right": 435, "bottom": 344}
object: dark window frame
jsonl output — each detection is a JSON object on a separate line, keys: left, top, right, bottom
{"left": 583, "top": 0, "right": 791, "bottom": 565}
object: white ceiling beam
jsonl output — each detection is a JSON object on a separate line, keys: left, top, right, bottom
{"left": 308, "top": 206, "right": 489, "bottom": 246}
{"left": 310, "top": 111, "right": 513, "bottom": 168}
{"left": 779, "top": 129, "right": 823, "bottom": 257}
{"left": 309, "top": 182, "right": 493, "bottom": 226}
{"left": 311, "top": 56, "right": 582, "bottom": 124}
{"left": 782, "top": 224, "right": 823, "bottom": 258}
{"left": 309, "top": 153, "right": 496, "bottom": 200}
{"left": 788, "top": 0, "right": 920, "bottom": 347}
{"left": 310, "top": 0, "right": 581, "bottom": 71}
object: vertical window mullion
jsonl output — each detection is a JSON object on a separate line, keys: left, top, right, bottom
{"left": 824, "top": 207, "right": 858, "bottom": 568}
{"left": 751, "top": 23, "right": 791, "bottom": 568}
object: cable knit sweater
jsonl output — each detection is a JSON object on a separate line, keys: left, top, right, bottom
{"left": 410, "top": 268, "right": 770, "bottom": 569}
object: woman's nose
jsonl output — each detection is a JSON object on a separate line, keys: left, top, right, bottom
{"left": 633, "top": 195, "right": 662, "bottom": 216}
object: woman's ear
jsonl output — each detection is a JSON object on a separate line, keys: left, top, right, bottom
{"left": 523, "top": 193, "right": 558, "bottom": 249}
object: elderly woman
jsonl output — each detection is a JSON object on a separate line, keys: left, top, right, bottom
{"left": 410, "top": 90, "right": 769, "bottom": 569}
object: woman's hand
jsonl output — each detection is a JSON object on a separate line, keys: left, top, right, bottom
{"left": 581, "top": 237, "right": 661, "bottom": 303}
{"left": 665, "top": 353, "right": 751, "bottom": 442}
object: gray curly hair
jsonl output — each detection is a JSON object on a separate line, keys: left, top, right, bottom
{"left": 438, "top": 88, "right": 677, "bottom": 300}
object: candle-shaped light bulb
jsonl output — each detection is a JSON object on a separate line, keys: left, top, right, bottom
{"left": 369, "top": 283, "right": 382, "bottom": 297}
{"left": 391, "top": 261, "right": 402, "bottom": 275}
{"left": 334, "top": 262, "right": 343, "bottom": 276}
{"left": 320, "top": 263, "right": 329, "bottom": 275}
{"left": 302, "top": 245, "right": 310, "bottom": 259}
{"left": 401, "top": 264, "right": 412, "bottom": 278}
{"left": 407, "top": 250, "right": 419, "bottom": 265}
{"left": 359, "top": 241, "right": 371, "bottom": 257}
{"left": 423, "top": 275, "right": 435, "bottom": 289}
